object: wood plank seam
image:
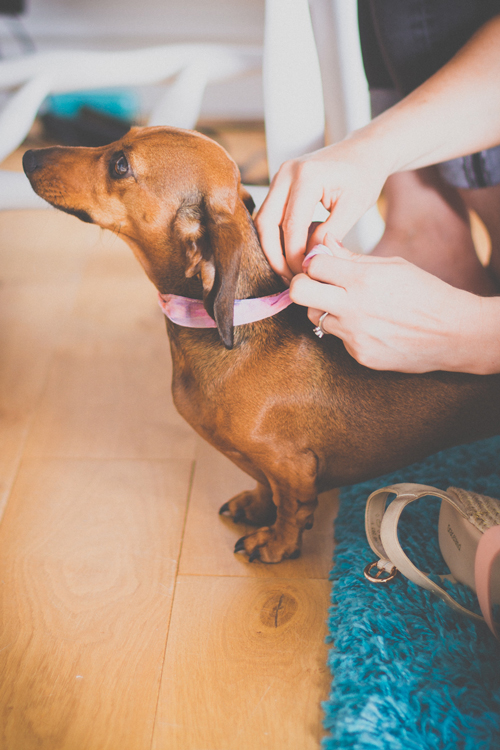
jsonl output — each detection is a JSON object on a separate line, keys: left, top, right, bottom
{"left": 148, "top": 457, "right": 196, "bottom": 750}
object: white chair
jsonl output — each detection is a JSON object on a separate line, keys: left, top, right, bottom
{"left": 0, "top": 43, "right": 261, "bottom": 209}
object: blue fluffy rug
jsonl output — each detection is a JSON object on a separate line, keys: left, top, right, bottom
{"left": 323, "top": 437, "right": 500, "bottom": 750}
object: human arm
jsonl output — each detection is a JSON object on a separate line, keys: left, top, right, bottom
{"left": 255, "top": 15, "right": 500, "bottom": 278}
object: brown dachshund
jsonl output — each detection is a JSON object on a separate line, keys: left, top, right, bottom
{"left": 23, "top": 126, "right": 500, "bottom": 563}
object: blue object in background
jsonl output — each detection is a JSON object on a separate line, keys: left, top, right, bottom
{"left": 45, "top": 89, "right": 140, "bottom": 121}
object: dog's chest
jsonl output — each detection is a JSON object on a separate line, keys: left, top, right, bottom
{"left": 168, "top": 341, "right": 243, "bottom": 441}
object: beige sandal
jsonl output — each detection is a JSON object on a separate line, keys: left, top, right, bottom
{"left": 364, "top": 483, "right": 500, "bottom": 638}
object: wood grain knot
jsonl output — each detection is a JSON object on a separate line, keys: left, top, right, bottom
{"left": 259, "top": 592, "right": 298, "bottom": 628}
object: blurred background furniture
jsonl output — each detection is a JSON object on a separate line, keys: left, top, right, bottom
{"left": 0, "top": 0, "right": 383, "bottom": 249}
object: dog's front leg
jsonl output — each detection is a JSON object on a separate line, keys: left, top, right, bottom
{"left": 219, "top": 482, "right": 277, "bottom": 526}
{"left": 233, "top": 458, "right": 318, "bottom": 563}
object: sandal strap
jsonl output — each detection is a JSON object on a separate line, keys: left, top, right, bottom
{"left": 365, "top": 483, "right": 484, "bottom": 623}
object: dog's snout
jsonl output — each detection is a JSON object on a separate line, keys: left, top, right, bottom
{"left": 22, "top": 149, "right": 40, "bottom": 175}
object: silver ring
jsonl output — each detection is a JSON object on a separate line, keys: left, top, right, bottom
{"left": 313, "top": 311, "right": 329, "bottom": 339}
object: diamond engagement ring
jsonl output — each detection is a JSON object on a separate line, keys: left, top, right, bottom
{"left": 313, "top": 311, "right": 329, "bottom": 339}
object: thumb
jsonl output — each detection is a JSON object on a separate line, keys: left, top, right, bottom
{"left": 304, "top": 233, "right": 367, "bottom": 287}
{"left": 306, "top": 195, "right": 364, "bottom": 249}
{"left": 323, "top": 232, "right": 393, "bottom": 265}
{"left": 322, "top": 233, "right": 361, "bottom": 260}
{"left": 301, "top": 236, "right": 356, "bottom": 271}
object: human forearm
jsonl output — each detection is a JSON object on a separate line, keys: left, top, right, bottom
{"left": 356, "top": 14, "right": 500, "bottom": 176}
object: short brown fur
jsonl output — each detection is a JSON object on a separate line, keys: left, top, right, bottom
{"left": 24, "top": 127, "right": 500, "bottom": 562}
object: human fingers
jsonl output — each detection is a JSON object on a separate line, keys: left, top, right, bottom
{"left": 302, "top": 235, "right": 359, "bottom": 270}
{"left": 302, "top": 253, "right": 362, "bottom": 293}
{"left": 323, "top": 232, "right": 361, "bottom": 258}
{"left": 305, "top": 238, "right": 403, "bottom": 288}
{"left": 279, "top": 154, "right": 370, "bottom": 269}
{"left": 306, "top": 193, "right": 372, "bottom": 250}
{"left": 289, "top": 272, "right": 346, "bottom": 314}
{"left": 280, "top": 170, "right": 328, "bottom": 276}
{"left": 254, "top": 167, "right": 295, "bottom": 280}
{"left": 307, "top": 306, "right": 340, "bottom": 335}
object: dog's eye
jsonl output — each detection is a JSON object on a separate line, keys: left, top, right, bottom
{"left": 111, "top": 154, "right": 129, "bottom": 178}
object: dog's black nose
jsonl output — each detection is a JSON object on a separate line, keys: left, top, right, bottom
{"left": 22, "top": 150, "right": 39, "bottom": 175}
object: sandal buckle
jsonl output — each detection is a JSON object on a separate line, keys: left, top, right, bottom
{"left": 363, "top": 560, "right": 398, "bottom": 584}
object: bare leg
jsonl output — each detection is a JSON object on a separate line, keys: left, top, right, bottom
{"left": 371, "top": 167, "right": 497, "bottom": 296}
{"left": 460, "top": 184, "right": 500, "bottom": 287}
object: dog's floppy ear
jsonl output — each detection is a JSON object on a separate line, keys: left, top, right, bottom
{"left": 179, "top": 201, "right": 243, "bottom": 350}
{"left": 202, "top": 210, "right": 243, "bottom": 349}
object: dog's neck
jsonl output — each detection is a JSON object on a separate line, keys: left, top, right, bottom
{"left": 157, "top": 214, "right": 285, "bottom": 301}
{"left": 234, "top": 219, "right": 286, "bottom": 300}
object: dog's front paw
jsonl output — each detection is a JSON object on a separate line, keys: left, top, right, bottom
{"left": 219, "top": 488, "right": 277, "bottom": 526}
{"left": 234, "top": 527, "right": 301, "bottom": 564}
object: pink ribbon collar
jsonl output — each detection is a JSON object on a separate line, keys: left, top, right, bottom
{"left": 158, "top": 288, "right": 292, "bottom": 329}
{"left": 158, "top": 244, "right": 335, "bottom": 330}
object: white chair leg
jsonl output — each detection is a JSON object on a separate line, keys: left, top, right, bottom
{"left": 149, "top": 47, "right": 261, "bottom": 129}
{"left": 0, "top": 75, "right": 52, "bottom": 165}
{"left": 311, "top": 0, "right": 384, "bottom": 250}
{"left": 263, "top": 0, "right": 325, "bottom": 179}
{"left": 0, "top": 43, "right": 262, "bottom": 211}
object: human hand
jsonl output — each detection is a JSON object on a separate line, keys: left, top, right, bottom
{"left": 290, "top": 237, "right": 487, "bottom": 373}
{"left": 255, "top": 134, "right": 390, "bottom": 279}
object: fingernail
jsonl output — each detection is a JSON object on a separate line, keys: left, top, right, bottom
{"left": 324, "top": 233, "right": 345, "bottom": 250}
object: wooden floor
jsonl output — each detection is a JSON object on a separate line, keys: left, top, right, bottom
{"left": 0, "top": 148, "right": 339, "bottom": 749}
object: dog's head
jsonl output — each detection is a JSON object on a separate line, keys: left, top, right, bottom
{"left": 23, "top": 126, "right": 256, "bottom": 349}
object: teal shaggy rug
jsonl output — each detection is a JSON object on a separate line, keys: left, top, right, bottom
{"left": 323, "top": 436, "right": 500, "bottom": 750}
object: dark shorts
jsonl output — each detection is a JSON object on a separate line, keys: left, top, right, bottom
{"left": 358, "top": 0, "right": 500, "bottom": 188}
